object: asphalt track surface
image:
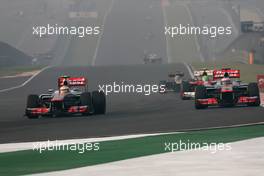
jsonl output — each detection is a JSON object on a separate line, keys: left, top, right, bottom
{"left": 189, "top": 2, "right": 238, "bottom": 60}
{"left": 0, "top": 0, "right": 263, "bottom": 144}
{"left": 0, "top": 77, "right": 30, "bottom": 90}
{"left": 0, "top": 63, "right": 264, "bottom": 144}
{"left": 95, "top": 0, "right": 167, "bottom": 65}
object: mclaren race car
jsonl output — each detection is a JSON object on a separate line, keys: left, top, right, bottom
{"left": 180, "top": 69, "right": 214, "bottom": 100}
{"left": 25, "top": 76, "right": 106, "bottom": 119}
{"left": 159, "top": 72, "right": 184, "bottom": 93}
{"left": 194, "top": 68, "right": 260, "bottom": 109}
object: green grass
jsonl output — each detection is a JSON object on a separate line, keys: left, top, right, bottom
{"left": 1, "top": 124, "right": 264, "bottom": 175}
{"left": 192, "top": 61, "right": 264, "bottom": 82}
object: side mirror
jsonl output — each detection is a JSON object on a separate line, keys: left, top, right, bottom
{"left": 73, "top": 88, "right": 81, "bottom": 92}
{"left": 48, "top": 89, "right": 54, "bottom": 93}
{"left": 236, "top": 80, "right": 241, "bottom": 85}
{"left": 211, "top": 81, "right": 217, "bottom": 85}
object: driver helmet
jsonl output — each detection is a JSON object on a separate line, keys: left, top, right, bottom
{"left": 60, "top": 80, "right": 70, "bottom": 95}
{"left": 202, "top": 71, "right": 209, "bottom": 82}
{"left": 224, "top": 72, "right": 229, "bottom": 78}
{"left": 221, "top": 72, "right": 231, "bottom": 85}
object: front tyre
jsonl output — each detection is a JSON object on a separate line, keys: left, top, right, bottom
{"left": 80, "top": 92, "right": 92, "bottom": 116}
{"left": 181, "top": 81, "right": 191, "bottom": 100}
{"left": 247, "top": 83, "right": 260, "bottom": 106}
{"left": 195, "top": 86, "right": 208, "bottom": 109}
{"left": 92, "top": 91, "right": 106, "bottom": 115}
{"left": 26, "top": 94, "right": 40, "bottom": 119}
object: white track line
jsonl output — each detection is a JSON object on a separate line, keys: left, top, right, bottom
{"left": 92, "top": 0, "right": 115, "bottom": 66}
{"left": 35, "top": 137, "right": 264, "bottom": 176}
{"left": 2, "top": 122, "right": 264, "bottom": 153}
{"left": 183, "top": 62, "right": 194, "bottom": 79}
{"left": 0, "top": 132, "right": 182, "bottom": 153}
{"left": 255, "top": 7, "right": 264, "bottom": 20}
{"left": 183, "top": 3, "right": 205, "bottom": 62}
{"left": 161, "top": 1, "right": 171, "bottom": 63}
{"left": 0, "top": 66, "right": 50, "bottom": 93}
{"left": 162, "top": 2, "right": 204, "bottom": 63}
{"left": 220, "top": 7, "right": 239, "bottom": 37}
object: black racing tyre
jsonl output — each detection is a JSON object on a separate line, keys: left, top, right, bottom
{"left": 92, "top": 91, "right": 106, "bottom": 115}
{"left": 173, "top": 84, "right": 181, "bottom": 93}
{"left": 195, "top": 86, "right": 208, "bottom": 109}
{"left": 247, "top": 83, "right": 260, "bottom": 106}
{"left": 181, "top": 81, "right": 191, "bottom": 100}
{"left": 80, "top": 92, "right": 92, "bottom": 115}
{"left": 26, "top": 95, "right": 39, "bottom": 119}
{"left": 27, "top": 95, "right": 39, "bottom": 108}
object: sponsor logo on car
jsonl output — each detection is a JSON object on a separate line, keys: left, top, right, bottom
{"left": 257, "top": 75, "right": 264, "bottom": 90}
{"left": 257, "top": 75, "right": 264, "bottom": 107}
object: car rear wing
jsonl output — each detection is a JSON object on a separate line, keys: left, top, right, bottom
{"left": 194, "top": 70, "right": 213, "bottom": 77}
{"left": 168, "top": 72, "right": 184, "bottom": 78}
{"left": 58, "top": 76, "right": 87, "bottom": 88}
{"left": 213, "top": 69, "right": 240, "bottom": 80}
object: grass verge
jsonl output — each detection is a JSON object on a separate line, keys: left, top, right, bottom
{"left": 1, "top": 124, "right": 264, "bottom": 175}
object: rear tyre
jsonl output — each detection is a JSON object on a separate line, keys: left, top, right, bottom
{"left": 181, "top": 81, "right": 191, "bottom": 100}
{"left": 247, "top": 83, "right": 260, "bottom": 106}
{"left": 92, "top": 91, "right": 106, "bottom": 115}
{"left": 80, "top": 92, "right": 92, "bottom": 116}
{"left": 26, "top": 95, "right": 40, "bottom": 119}
{"left": 195, "top": 86, "right": 208, "bottom": 109}
{"left": 173, "top": 84, "right": 181, "bottom": 93}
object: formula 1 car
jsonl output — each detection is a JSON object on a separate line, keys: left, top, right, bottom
{"left": 194, "top": 68, "right": 260, "bottom": 109}
{"left": 143, "top": 53, "right": 162, "bottom": 64}
{"left": 25, "top": 76, "right": 106, "bottom": 119}
{"left": 180, "top": 69, "right": 214, "bottom": 100}
{"left": 159, "top": 72, "right": 184, "bottom": 93}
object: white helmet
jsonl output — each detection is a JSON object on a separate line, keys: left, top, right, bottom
{"left": 60, "top": 85, "right": 70, "bottom": 94}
